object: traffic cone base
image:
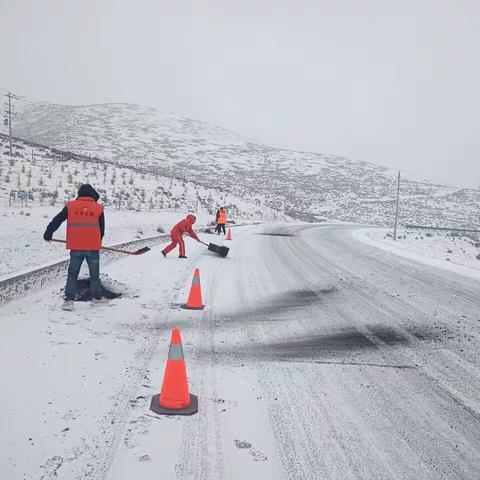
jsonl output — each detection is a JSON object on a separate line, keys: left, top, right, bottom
{"left": 150, "top": 393, "right": 198, "bottom": 416}
{"left": 181, "top": 303, "right": 204, "bottom": 310}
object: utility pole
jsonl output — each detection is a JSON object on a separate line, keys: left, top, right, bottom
{"left": 393, "top": 170, "right": 401, "bottom": 240}
{"left": 4, "top": 91, "right": 17, "bottom": 156}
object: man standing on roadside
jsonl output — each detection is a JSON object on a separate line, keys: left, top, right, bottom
{"left": 43, "top": 184, "right": 107, "bottom": 311}
{"left": 216, "top": 207, "right": 227, "bottom": 235}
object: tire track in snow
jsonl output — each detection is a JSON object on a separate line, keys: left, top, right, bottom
{"left": 173, "top": 257, "right": 227, "bottom": 480}
{"left": 286, "top": 227, "right": 480, "bottom": 422}
{"left": 77, "top": 258, "right": 196, "bottom": 480}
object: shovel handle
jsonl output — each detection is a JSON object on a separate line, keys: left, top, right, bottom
{"left": 49, "top": 238, "right": 149, "bottom": 255}
{"left": 50, "top": 239, "right": 67, "bottom": 245}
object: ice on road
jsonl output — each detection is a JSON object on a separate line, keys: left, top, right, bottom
{"left": 1, "top": 224, "right": 479, "bottom": 479}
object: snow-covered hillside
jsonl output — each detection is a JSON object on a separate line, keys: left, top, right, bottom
{"left": 0, "top": 133, "right": 285, "bottom": 222}
{"left": 8, "top": 99, "right": 480, "bottom": 227}
{"left": 0, "top": 133, "right": 288, "bottom": 277}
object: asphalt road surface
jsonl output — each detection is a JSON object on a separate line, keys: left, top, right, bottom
{"left": 159, "top": 223, "right": 480, "bottom": 480}
{"left": 2, "top": 224, "right": 479, "bottom": 480}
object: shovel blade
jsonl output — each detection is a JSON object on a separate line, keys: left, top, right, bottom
{"left": 134, "top": 246, "right": 151, "bottom": 255}
{"left": 207, "top": 243, "right": 229, "bottom": 257}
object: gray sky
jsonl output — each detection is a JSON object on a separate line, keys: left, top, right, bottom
{"left": 1, "top": 0, "right": 479, "bottom": 188}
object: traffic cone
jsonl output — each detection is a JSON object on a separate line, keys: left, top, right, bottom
{"left": 150, "top": 328, "right": 198, "bottom": 415}
{"left": 181, "top": 268, "right": 205, "bottom": 310}
{"left": 226, "top": 228, "right": 232, "bottom": 240}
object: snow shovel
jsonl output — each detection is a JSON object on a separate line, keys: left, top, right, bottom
{"left": 50, "top": 239, "right": 151, "bottom": 255}
{"left": 198, "top": 240, "right": 229, "bottom": 257}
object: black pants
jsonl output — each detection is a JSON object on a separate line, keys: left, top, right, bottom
{"left": 216, "top": 223, "right": 226, "bottom": 234}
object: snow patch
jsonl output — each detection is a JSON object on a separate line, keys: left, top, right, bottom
{"left": 353, "top": 227, "right": 480, "bottom": 282}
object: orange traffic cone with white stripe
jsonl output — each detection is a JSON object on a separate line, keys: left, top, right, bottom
{"left": 150, "top": 328, "right": 198, "bottom": 415}
{"left": 226, "top": 228, "right": 232, "bottom": 241}
{"left": 181, "top": 268, "right": 204, "bottom": 310}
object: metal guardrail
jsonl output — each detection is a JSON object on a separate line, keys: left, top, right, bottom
{"left": 0, "top": 225, "right": 220, "bottom": 305}
{"left": 0, "top": 234, "right": 168, "bottom": 305}
{"left": 406, "top": 225, "right": 480, "bottom": 234}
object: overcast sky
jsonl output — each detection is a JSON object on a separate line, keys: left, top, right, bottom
{"left": 1, "top": 0, "right": 479, "bottom": 188}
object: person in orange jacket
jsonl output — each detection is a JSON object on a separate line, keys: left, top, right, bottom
{"left": 43, "top": 184, "right": 107, "bottom": 311}
{"left": 216, "top": 207, "right": 227, "bottom": 235}
{"left": 162, "top": 214, "right": 200, "bottom": 258}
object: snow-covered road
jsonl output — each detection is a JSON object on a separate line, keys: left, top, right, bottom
{"left": 1, "top": 224, "right": 480, "bottom": 479}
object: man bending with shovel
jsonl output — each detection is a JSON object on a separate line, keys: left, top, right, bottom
{"left": 162, "top": 214, "right": 199, "bottom": 259}
{"left": 43, "top": 184, "right": 107, "bottom": 310}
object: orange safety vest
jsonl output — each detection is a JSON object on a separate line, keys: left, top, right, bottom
{"left": 66, "top": 197, "right": 103, "bottom": 250}
{"left": 218, "top": 210, "right": 227, "bottom": 224}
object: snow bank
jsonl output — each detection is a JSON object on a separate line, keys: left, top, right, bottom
{"left": 353, "top": 227, "right": 480, "bottom": 281}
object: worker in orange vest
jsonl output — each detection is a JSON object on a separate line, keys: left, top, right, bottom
{"left": 162, "top": 214, "right": 200, "bottom": 258}
{"left": 43, "top": 184, "right": 106, "bottom": 311}
{"left": 216, "top": 207, "right": 227, "bottom": 235}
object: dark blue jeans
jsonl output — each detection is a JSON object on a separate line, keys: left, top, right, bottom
{"left": 65, "top": 250, "right": 102, "bottom": 300}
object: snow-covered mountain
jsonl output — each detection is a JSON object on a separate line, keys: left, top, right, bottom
{"left": 6, "top": 99, "right": 480, "bottom": 227}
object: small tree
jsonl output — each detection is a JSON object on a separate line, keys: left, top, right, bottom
{"left": 51, "top": 190, "right": 59, "bottom": 206}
